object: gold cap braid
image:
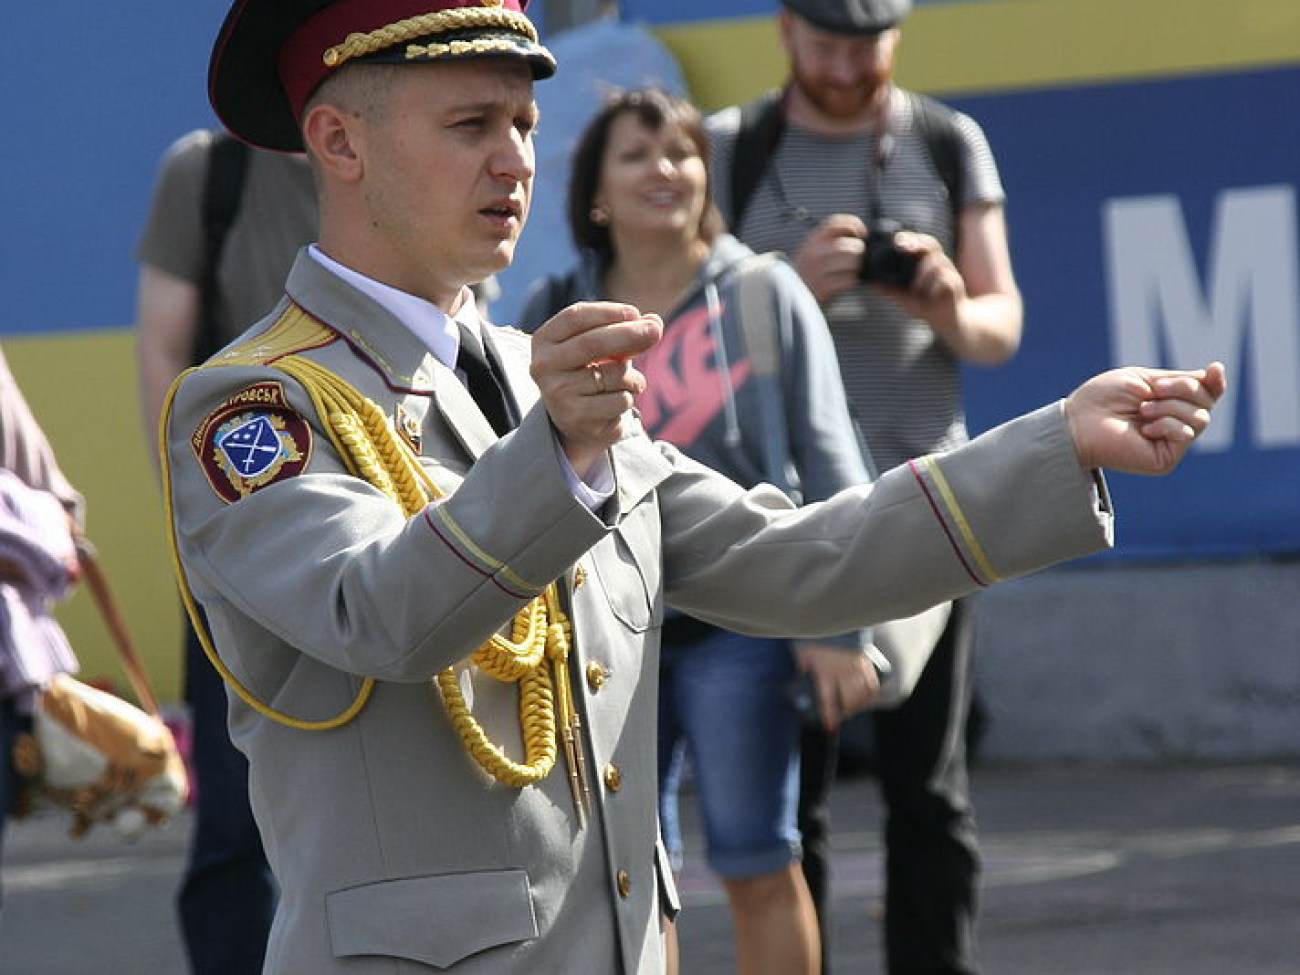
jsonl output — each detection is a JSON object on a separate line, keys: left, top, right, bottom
{"left": 322, "top": 7, "right": 540, "bottom": 68}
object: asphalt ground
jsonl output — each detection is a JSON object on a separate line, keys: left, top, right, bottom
{"left": 3, "top": 761, "right": 1299, "bottom": 974}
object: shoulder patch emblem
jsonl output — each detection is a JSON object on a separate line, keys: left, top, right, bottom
{"left": 191, "top": 382, "right": 312, "bottom": 502}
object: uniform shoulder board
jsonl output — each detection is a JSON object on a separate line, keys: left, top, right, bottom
{"left": 213, "top": 303, "right": 336, "bottom": 367}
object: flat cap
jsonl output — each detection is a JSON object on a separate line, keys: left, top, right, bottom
{"left": 781, "top": 0, "right": 912, "bottom": 34}
{"left": 209, "top": 0, "right": 556, "bottom": 152}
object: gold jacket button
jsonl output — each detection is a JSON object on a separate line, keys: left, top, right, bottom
{"left": 616, "top": 869, "right": 632, "bottom": 898}
{"left": 573, "top": 565, "right": 586, "bottom": 588}
{"left": 586, "top": 661, "right": 608, "bottom": 691}
{"left": 603, "top": 763, "right": 623, "bottom": 792}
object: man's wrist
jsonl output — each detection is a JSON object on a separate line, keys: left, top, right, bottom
{"left": 549, "top": 429, "right": 613, "bottom": 510}
{"left": 1061, "top": 393, "right": 1094, "bottom": 472}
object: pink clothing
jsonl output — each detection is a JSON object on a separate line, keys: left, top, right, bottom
{"left": 0, "top": 349, "right": 82, "bottom": 710}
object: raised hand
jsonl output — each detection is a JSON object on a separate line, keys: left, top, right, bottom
{"left": 529, "top": 301, "right": 662, "bottom": 476}
{"left": 1064, "top": 362, "right": 1227, "bottom": 475}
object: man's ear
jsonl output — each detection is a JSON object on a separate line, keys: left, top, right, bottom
{"left": 302, "top": 102, "right": 364, "bottom": 182}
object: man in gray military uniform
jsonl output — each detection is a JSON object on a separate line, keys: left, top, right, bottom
{"left": 162, "top": 0, "right": 1225, "bottom": 972}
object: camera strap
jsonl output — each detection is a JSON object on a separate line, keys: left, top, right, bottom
{"left": 866, "top": 91, "right": 897, "bottom": 223}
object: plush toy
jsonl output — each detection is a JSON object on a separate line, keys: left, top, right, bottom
{"left": 12, "top": 673, "right": 189, "bottom": 839}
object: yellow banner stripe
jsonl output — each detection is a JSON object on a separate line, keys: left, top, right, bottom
{"left": 657, "top": 0, "right": 1300, "bottom": 109}
{"left": 919, "top": 455, "right": 1001, "bottom": 585}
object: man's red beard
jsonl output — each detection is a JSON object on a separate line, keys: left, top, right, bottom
{"left": 789, "top": 59, "right": 887, "bottom": 122}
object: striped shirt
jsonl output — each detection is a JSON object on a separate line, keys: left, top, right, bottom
{"left": 709, "top": 89, "right": 1006, "bottom": 471}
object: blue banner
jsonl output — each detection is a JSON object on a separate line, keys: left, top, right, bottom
{"left": 2, "top": 0, "right": 224, "bottom": 335}
{"left": 952, "top": 66, "right": 1300, "bottom": 557}
{"left": 4, "top": 0, "right": 1295, "bottom": 560}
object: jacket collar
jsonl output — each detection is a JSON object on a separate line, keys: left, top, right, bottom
{"left": 283, "top": 249, "right": 533, "bottom": 458}
{"left": 284, "top": 249, "right": 445, "bottom": 395}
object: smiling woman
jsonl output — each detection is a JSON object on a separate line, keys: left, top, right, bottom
{"left": 563, "top": 89, "right": 722, "bottom": 303}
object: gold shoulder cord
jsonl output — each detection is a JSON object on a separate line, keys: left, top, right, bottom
{"left": 160, "top": 305, "right": 590, "bottom": 821}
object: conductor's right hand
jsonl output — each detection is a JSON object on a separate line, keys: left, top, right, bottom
{"left": 530, "top": 302, "right": 662, "bottom": 477}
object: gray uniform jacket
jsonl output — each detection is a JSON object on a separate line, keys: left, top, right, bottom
{"left": 165, "top": 252, "right": 1112, "bottom": 974}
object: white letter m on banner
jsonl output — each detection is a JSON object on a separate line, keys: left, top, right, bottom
{"left": 1103, "top": 186, "right": 1300, "bottom": 451}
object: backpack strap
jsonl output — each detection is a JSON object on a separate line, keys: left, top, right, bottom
{"left": 196, "top": 131, "right": 252, "bottom": 364}
{"left": 728, "top": 89, "right": 786, "bottom": 228}
{"left": 734, "top": 252, "right": 783, "bottom": 378}
{"left": 905, "top": 91, "right": 965, "bottom": 252}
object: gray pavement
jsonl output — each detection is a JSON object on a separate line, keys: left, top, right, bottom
{"left": 2, "top": 761, "right": 1299, "bottom": 973}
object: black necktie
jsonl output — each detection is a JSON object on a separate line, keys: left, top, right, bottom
{"left": 455, "top": 324, "right": 517, "bottom": 436}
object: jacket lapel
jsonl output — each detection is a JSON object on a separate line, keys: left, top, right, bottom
{"left": 432, "top": 364, "right": 500, "bottom": 458}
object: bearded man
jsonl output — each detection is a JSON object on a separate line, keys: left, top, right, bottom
{"left": 709, "top": 1, "right": 1023, "bottom": 972}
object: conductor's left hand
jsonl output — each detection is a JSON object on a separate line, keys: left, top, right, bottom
{"left": 1065, "top": 362, "right": 1227, "bottom": 474}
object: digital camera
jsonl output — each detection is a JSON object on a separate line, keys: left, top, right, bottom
{"left": 859, "top": 219, "right": 919, "bottom": 288}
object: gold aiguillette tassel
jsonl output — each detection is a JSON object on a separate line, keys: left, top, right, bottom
{"left": 569, "top": 712, "right": 593, "bottom": 816}
{"left": 562, "top": 722, "right": 586, "bottom": 829}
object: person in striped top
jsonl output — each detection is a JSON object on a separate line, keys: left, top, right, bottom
{"left": 708, "top": 0, "right": 1022, "bottom": 972}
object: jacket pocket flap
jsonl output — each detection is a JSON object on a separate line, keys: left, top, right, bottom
{"left": 590, "top": 525, "right": 656, "bottom": 633}
{"left": 327, "top": 869, "right": 537, "bottom": 968}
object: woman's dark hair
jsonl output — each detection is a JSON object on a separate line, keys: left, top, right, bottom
{"left": 567, "top": 88, "right": 725, "bottom": 268}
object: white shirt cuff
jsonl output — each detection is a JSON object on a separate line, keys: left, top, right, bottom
{"left": 552, "top": 433, "right": 614, "bottom": 511}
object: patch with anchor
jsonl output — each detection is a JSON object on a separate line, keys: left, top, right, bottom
{"left": 191, "top": 382, "right": 312, "bottom": 502}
